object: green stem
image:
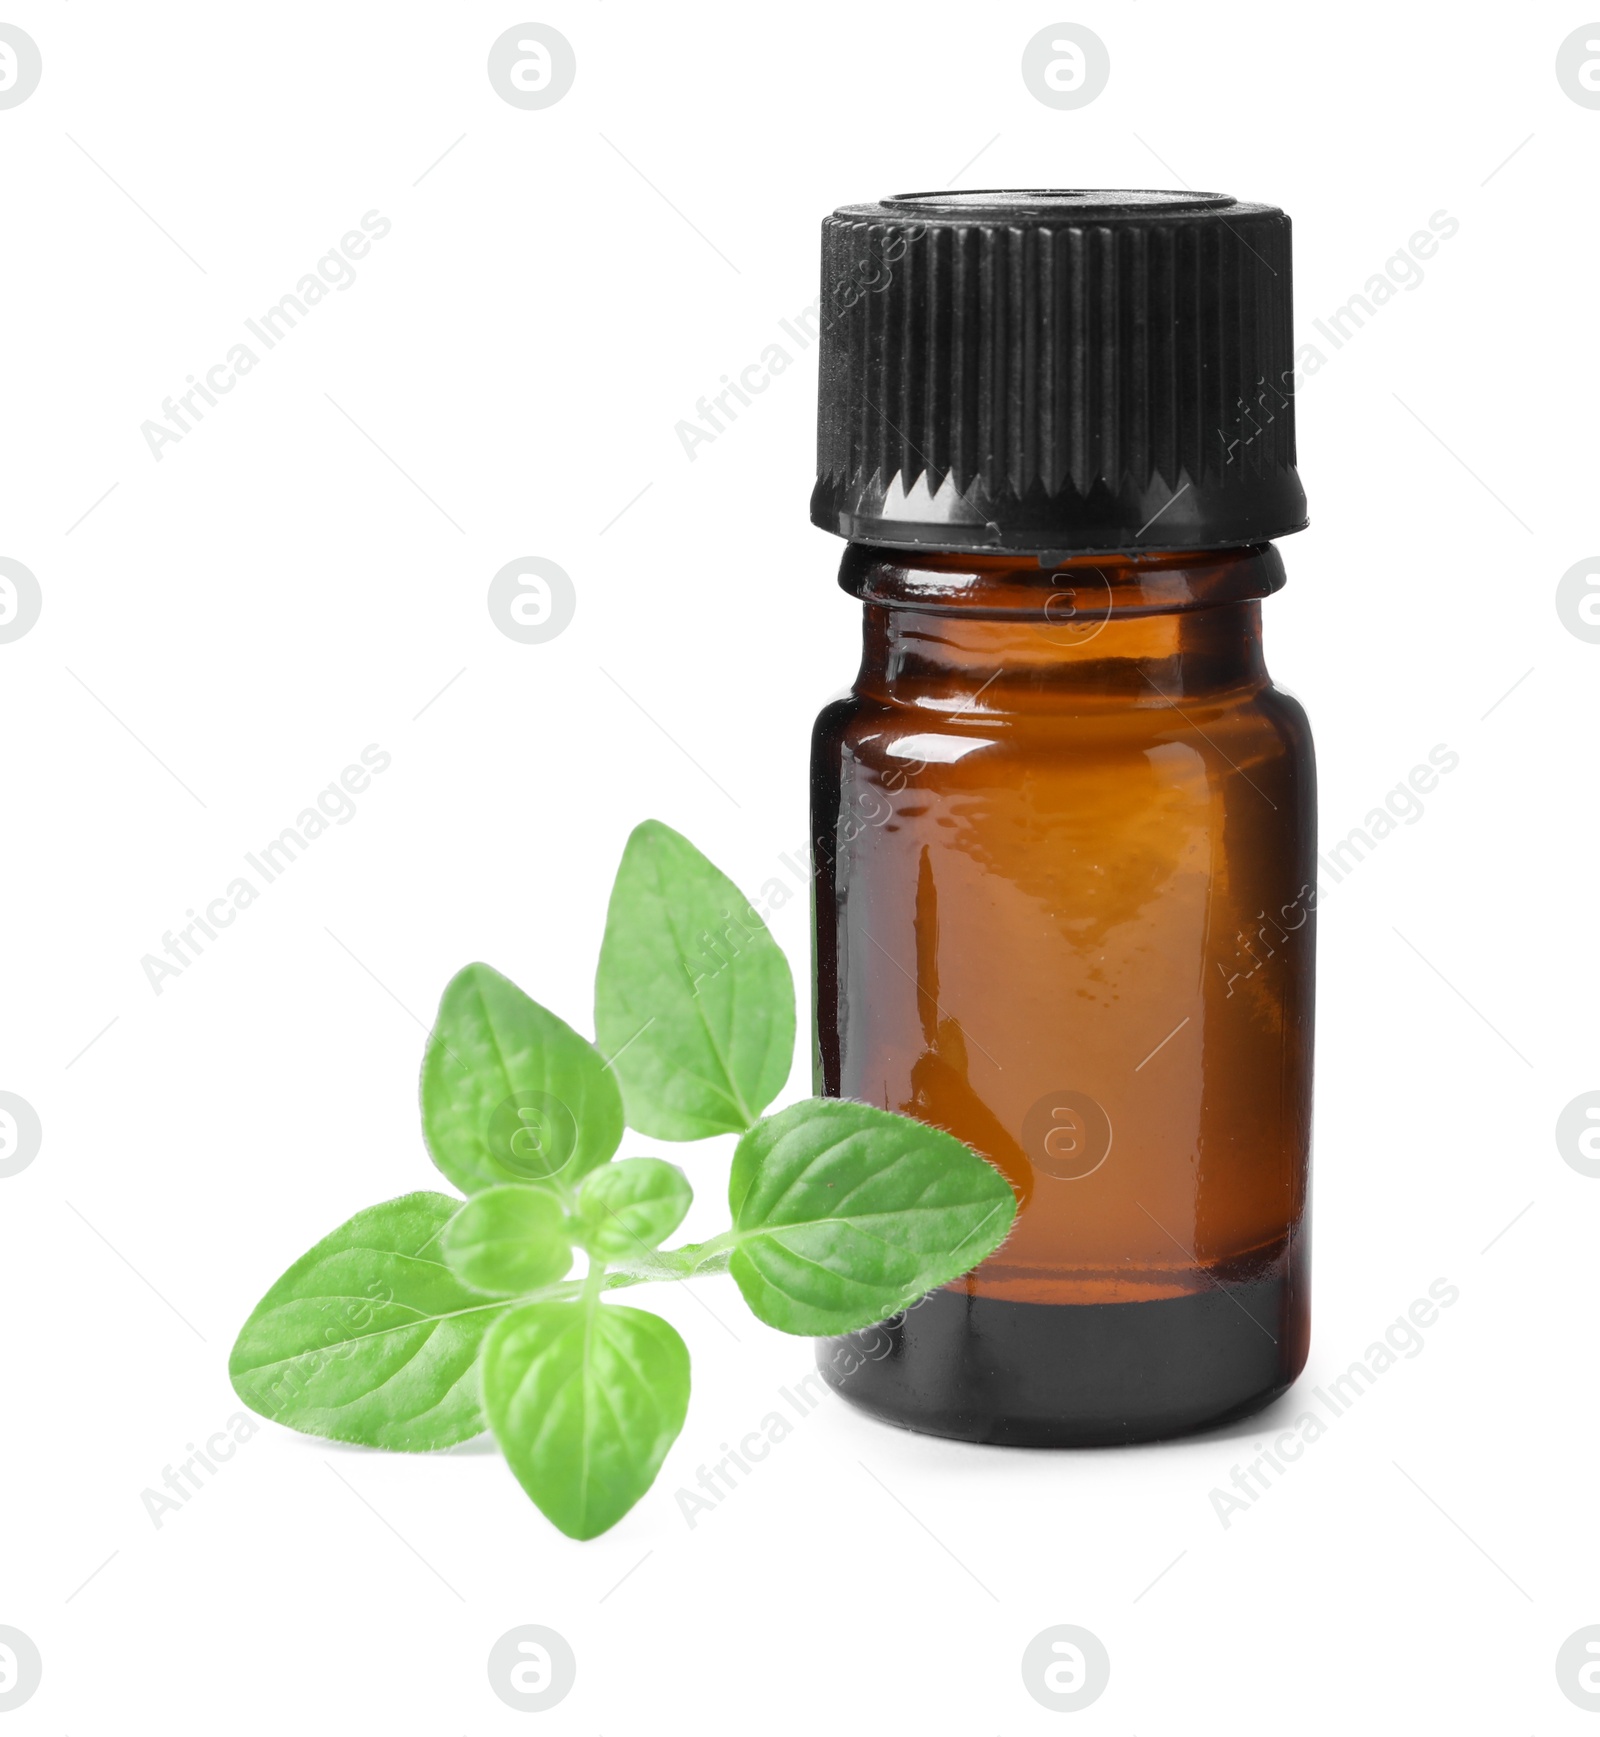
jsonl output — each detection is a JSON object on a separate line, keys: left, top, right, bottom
{"left": 602, "top": 1230, "right": 739, "bottom": 1286}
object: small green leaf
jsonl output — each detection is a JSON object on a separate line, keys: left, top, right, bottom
{"left": 725, "top": 1098, "right": 1018, "bottom": 1335}
{"left": 229, "top": 1193, "right": 510, "bottom": 1450}
{"left": 482, "top": 1299, "right": 690, "bottom": 1539}
{"left": 422, "top": 962, "right": 623, "bottom": 1194}
{"left": 440, "top": 1185, "right": 573, "bottom": 1296}
{"left": 575, "top": 1158, "right": 692, "bottom": 1260}
{"left": 594, "top": 821, "right": 795, "bottom": 1140}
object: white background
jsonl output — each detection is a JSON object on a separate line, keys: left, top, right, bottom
{"left": 2, "top": 2, "right": 1595, "bottom": 1730}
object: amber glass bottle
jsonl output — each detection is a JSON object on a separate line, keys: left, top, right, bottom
{"left": 809, "top": 192, "right": 1314, "bottom": 1445}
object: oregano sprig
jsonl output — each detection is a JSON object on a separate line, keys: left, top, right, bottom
{"left": 230, "top": 820, "right": 1017, "bottom": 1538}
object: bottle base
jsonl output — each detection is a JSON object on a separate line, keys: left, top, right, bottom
{"left": 817, "top": 1273, "right": 1308, "bottom": 1448}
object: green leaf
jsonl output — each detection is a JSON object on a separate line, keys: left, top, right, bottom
{"left": 440, "top": 1185, "right": 573, "bottom": 1296}
{"left": 422, "top": 962, "right": 624, "bottom": 1194}
{"left": 482, "top": 1298, "right": 690, "bottom": 1540}
{"left": 229, "top": 1193, "right": 512, "bottom": 1450}
{"left": 575, "top": 1158, "right": 692, "bottom": 1260}
{"left": 725, "top": 1098, "right": 1018, "bottom": 1336}
{"left": 593, "top": 820, "right": 795, "bottom": 1141}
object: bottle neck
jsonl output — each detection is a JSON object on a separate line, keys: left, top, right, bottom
{"left": 841, "top": 542, "right": 1284, "bottom": 710}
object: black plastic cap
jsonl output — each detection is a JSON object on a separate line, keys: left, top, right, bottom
{"left": 811, "top": 190, "right": 1308, "bottom": 555}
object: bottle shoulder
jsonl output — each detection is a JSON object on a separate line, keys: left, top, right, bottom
{"left": 813, "top": 678, "right": 1315, "bottom": 773}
